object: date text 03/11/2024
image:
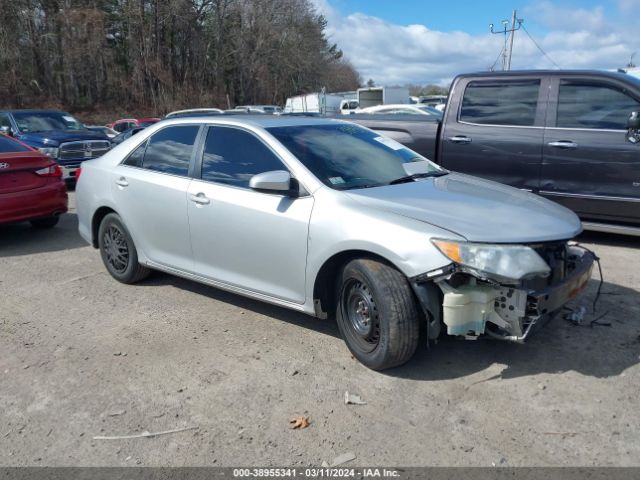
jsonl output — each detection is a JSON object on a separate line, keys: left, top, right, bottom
{"left": 232, "top": 468, "right": 401, "bottom": 478}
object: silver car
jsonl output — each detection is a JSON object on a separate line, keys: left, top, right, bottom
{"left": 76, "top": 116, "right": 595, "bottom": 370}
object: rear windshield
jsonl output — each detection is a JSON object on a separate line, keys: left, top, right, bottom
{"left": 267, "top": 123, "right": 442, "bottom": 190}
{"left": 0, "top": 135, "right": 30, "bottom": 153}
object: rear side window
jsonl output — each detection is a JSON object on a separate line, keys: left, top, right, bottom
{"left": 141, "top": 125, "right": 199, "bottom": 176}
{"left": 200, "top": 127, "right": 286, "bottom": 188}
{"left": 122, "top": 141, "right": 147, "bottom": 167}
{"left": 460, "top": 80, "right": 540, "bottom": 126}
{"left": 557, "top": 80, "right": 640, "bottom": 130}
{"left": 0, "top": 135, "right": 30, "bottom": 153}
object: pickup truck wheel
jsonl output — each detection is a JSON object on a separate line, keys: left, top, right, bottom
{"left": 337, "top": 258, "right": 420, "bottom": 370}
{"left": 98, "top": 213, "right": 150, "bottom": 284}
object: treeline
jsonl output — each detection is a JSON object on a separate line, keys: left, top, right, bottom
{"left": 0, "top": 0, "right": 361, "bottom": 114}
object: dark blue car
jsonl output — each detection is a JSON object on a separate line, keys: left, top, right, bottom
{"left": 0, "top": 110, "right": 111, "bottom": 182}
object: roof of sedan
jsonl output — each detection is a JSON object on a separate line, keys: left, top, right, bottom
{"left": 164, "top": 114, "right": 345, "bottom": 128}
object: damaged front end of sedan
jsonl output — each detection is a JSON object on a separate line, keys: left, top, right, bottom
{"left": 411, "top": 240, "right": 596, "bottom": 342}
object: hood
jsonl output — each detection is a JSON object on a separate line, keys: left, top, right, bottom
{"left": 17, "top": 129, "right": 109, "bottom": 147}
{"left": 345, "top": 173, "right": 582, "bottom": 243}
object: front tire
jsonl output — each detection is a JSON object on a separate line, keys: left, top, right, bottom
{"left": 98, "top": 213, "right": 150, "bottom": 284}
{"left": 336, "top": 258, "right": 420, "bottom": 370}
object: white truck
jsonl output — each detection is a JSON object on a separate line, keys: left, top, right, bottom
{"left": 285, "top": 87, "right": 410, "bottom": 115}
{"left": 356, "top": 86, "right": 410, "bottom": 109}
{"left": 285, "top": 92, "right": 358, "bottom": 115}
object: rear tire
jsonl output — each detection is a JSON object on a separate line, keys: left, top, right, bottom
{"left": 98, "top": 213, "right": 150, "bottom": 284}
{"left": 30, "top": 216, "right": 59, "bottom": 229}
{"left": 336, "top": 258, "right": 420, "bottom": 370}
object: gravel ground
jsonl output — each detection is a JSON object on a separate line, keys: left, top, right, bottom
{"left": 1, "top": 192, "right": 639, "bottom": 467}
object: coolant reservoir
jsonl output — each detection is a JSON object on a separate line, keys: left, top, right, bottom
{"left": 441, "top": 283, "right": 498, "bottom": 336}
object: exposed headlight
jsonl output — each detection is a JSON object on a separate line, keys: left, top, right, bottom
{"left": 37, "top": 147, "right": 59, "bottom": 158}
{"left": 432, "top": 239, "right": 550, "bottom": 281}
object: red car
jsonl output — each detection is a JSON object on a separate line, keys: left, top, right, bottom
{"left": 106, "top": 117, "right": 160, "bottom": 134}
{"left": 0, "top": 134, "right": 68, "bottom": 228}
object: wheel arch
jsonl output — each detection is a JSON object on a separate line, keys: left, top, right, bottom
{"left": 91, "top": 206, "right": 118, "bottom": 248}
{"left": 312, "top": 249, "right": 405, "bottom": 319}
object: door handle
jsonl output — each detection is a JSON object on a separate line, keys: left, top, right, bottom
{"left": 189, "top": 193, "right": 210, "bottom": 205}
{"left": 448, "top": 135, "right": 472, "bottom": 144}
{"left": 115, "top": 177, "right": 129, "bottom": 187}
{"left": 548, "top": 141, "right": 578, "bottom": 149}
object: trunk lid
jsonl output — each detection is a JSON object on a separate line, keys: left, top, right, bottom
{"left": 0, "top": 152, "right": 55, "bottom": 193}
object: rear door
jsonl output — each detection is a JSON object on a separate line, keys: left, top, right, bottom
{"left": 541, "top": 76, "right": 640, "bottom": 225}
{"left": 111, "top": 124, "right": 202, "bottom": 271}
{"left": 440, "top": 76, "right": 549, "bottom": 191}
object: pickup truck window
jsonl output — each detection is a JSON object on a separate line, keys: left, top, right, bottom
{"left": 557, "top": 80, "right": 640, "bottom": 130}
{"left": 460, "top": 80, "right": 540, "bottom": 127}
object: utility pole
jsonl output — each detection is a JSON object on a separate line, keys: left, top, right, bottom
{"left": 490, "top": 10, "right": 523, "bottom": 70}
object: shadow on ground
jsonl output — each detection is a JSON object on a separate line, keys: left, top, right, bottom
{"left": 145, "top": 272, "right": 640, "bottom": 382}
{"left": 0, "top": 213, "right": 86, "bottom": 257}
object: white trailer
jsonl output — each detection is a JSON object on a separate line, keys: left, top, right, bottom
{"left": 357, "top": 86, "right": 410, "bottom": 109}
{"left": 284, "top": 93, "right": 347, "bottom": 114}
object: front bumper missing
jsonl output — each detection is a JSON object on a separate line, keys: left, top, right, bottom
{"left": 414, "top": 246, "right": 595, "bottom": 342}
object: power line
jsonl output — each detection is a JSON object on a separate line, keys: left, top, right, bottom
{"left": 489, "top": 45, "right": 506, "bottom": 71}
{"left": 521, "top": 23, "right": 561, "bottom": 69}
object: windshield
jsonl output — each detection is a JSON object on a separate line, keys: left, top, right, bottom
{"left": 268, "top": 123, "right": 443, "bottom": 190}
{"left": 13, "top": 112, "right": 85, "bottom": 133}
{"left": 0, "top": 135, "right": 30, "bottom": 153}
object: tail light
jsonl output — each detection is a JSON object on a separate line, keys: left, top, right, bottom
{"left": 35, "top": 164, "right": 63, "bottom": 178}
{"left": 75, "top": 166, "right": 82, "bottom": 181}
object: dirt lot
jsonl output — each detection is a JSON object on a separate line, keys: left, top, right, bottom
{"left": 1, "top": 192, "right": 639, "bottom": 467}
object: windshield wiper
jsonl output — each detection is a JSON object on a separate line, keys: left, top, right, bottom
{"left": 389, "top": 170, "right": 448, "bottom": 185}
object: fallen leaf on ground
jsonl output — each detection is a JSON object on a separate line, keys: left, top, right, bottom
{"left": 289, "top": 416, "right": 310, "bottom": 429}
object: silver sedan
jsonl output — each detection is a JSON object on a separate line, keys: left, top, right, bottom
{"left": 76, "top": 116, "right": 594, "bottom": 370}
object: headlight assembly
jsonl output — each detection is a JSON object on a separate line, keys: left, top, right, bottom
{"left": 432, "top": 239, "right": 551, "bottom": 281}
{"left": 37, "top": 147, "right": 59, "bottom": 158}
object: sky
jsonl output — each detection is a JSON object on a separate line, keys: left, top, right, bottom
{"left": 311, "top": 0, "right": 640, "bottom": 86}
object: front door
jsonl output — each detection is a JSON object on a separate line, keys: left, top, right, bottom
{"left": 541, "top": 77, "right": 640, "bottom": 225}
{"left": 187, "top": 126, "right": 313, "bottom": 304}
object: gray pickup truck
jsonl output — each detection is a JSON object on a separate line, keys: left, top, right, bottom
{"left": 346, "top": 70, "right": 640, "bottom": 235}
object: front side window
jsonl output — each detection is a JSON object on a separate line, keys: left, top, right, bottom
{"left": 268, "top": 123, "right": 444, "bottom": 190}
{"left": 140, "top": 125, "right": 199, "bottom": 176}
{"left": 0, "top": 114, "right": 13, "bottom": 130}
{"left": 460, "top": 80, "right": 540, "bottom": 126}
{"left": 201, "top": 127, "right": 286, "bottom": 188}
{"left": 557, "top": 80, "right": 640, "bottom": 130}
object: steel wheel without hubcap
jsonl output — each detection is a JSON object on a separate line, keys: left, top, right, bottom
{"left": 102, "top": 224, "right": 129, "bottom": 274}
{"left": 336, "top": 258, "right": 421, "bottom": 370}
{"left": 341, "top": 279, "right": 381, "bottom": 353}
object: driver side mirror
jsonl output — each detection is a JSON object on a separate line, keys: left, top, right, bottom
{"left": 627, "top": 112, "right": 640, "bottom": 144}
{"left": 249, "top": 170, "right": 294, "bottom": 195}
{"left": 0, "top": 126, "right": 13, "bottom": 136}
